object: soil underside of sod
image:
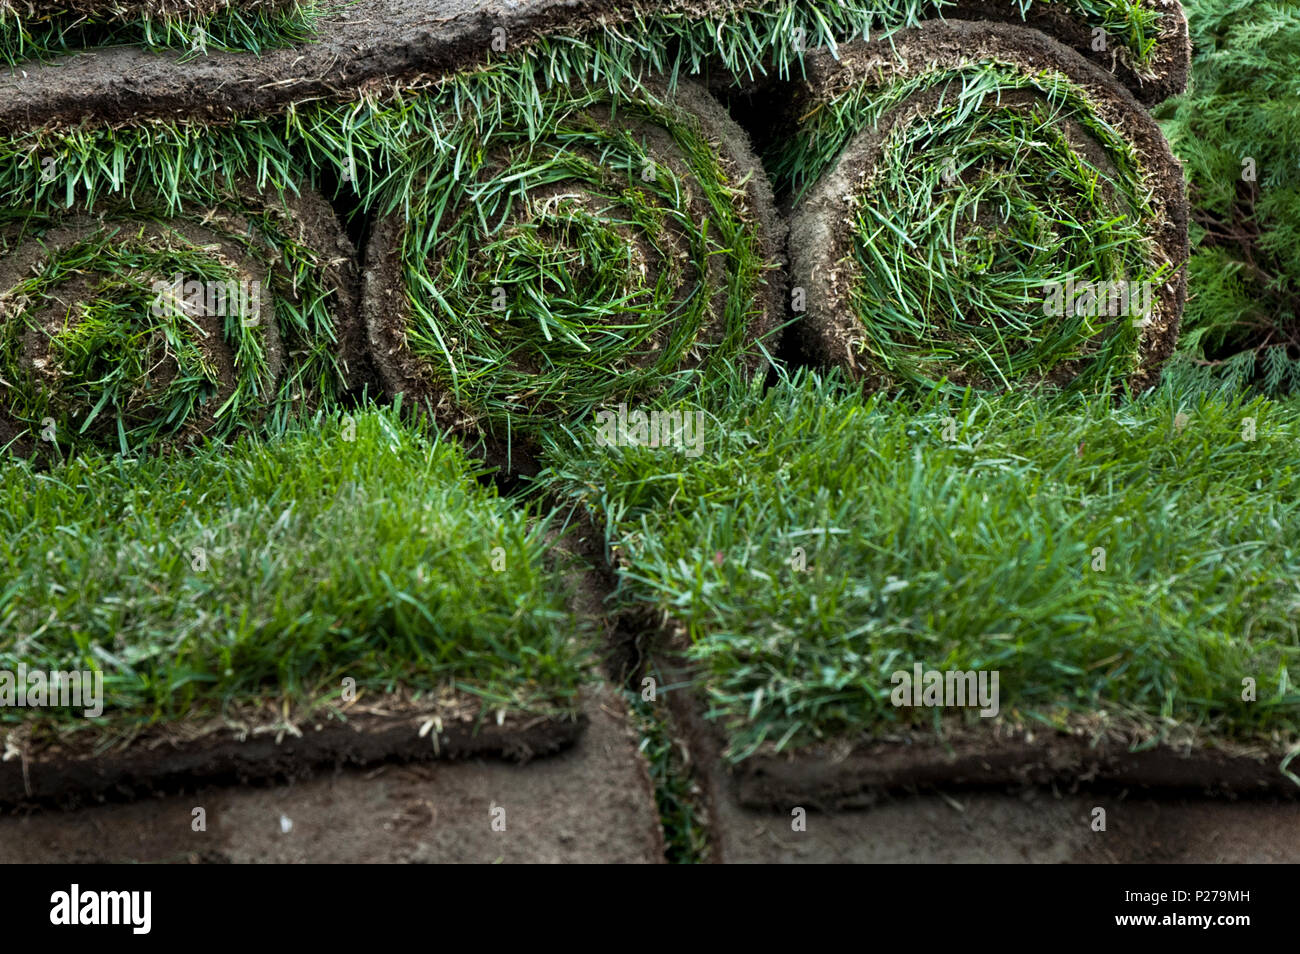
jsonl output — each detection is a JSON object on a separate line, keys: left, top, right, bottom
{"left": 0, "top": 0, "right": 1186, "bottom": 131}
{"left": 0, "top": 684, "right": 666, "bottom": 864}
{"left": 0, "top": 695, "right": 585, "bottom": 808}
{"left": 651, "top": 651, "right": 1300, "bottom": 819}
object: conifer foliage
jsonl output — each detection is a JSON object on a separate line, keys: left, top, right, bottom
{"left": 1158, "top": 0, "right": 1300, "bottom": 394}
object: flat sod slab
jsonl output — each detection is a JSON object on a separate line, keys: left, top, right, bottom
{"left": 542, "top": 372, "right": 1300, "bottom": 815}
{"left": 0, "top": 685, "right": 665, "bottom": 863}
{"left": 706, "top": 788, "right": 1300, "bottom": 863}
{"left": 1, "top": 411, "right": 593, "bottom": 806}
{"left": 659, "top": 658, "right": 1300, "bottom": 808}
{"left": 0, "top": 0, "right": 1185, "bottom": 131}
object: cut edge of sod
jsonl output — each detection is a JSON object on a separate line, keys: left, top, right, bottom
{"left": 0, "top": 1, "right": 1186, "bottom": 144}
{"left": 785, "top": 19, "right": 1189, "bottom": 396}
{"left": 361, "top": 73, "right": 785, "bottom": 475}
{"left": 0, "top": 408, "right": 596, "bottom": 806}
{"left": 536, "top": 366, "right": 1300, "bottom": 796}
{"left": 0, "top": 690, "right": 589, "bottom": 808}
{"left": 0, "top": 0, "right": 325, "bottom": 65}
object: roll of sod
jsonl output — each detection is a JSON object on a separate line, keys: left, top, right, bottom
{"left": 784, "top": 20, "right": 1188, "bottom": 394}
{"left": 942, "top": 0, "right": 1190, "bottom": 105}
{"left": 0, "top": 0, "right": 321, "bottom": 63}
{"left": 0, "top": 184, "right": 361, "bottom": 457}
{"left": 363, "top": 76, "right": 783, "bottom": 461}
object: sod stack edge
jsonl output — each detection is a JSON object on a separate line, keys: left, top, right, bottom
{"left": 0, "top": 410, "right": 594, "bottom": 807}
{"left": 0, "top": 1, "right": 1187, "bottom": 131}
{"left": 362, "top": 75, "right": 784, "bottom": 472}
{"left": 784, "top": 20, "right": 1190, "bottom": 395}
{"left": 0, "top": 0, "right": 323, "bottom": 64}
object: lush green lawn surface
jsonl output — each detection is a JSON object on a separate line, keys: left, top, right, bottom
{"left": 541, "top": 371, "right": 1300, "bottom": 760}
{"left": 1, "top": 409, "right": 588, "bottom": 731}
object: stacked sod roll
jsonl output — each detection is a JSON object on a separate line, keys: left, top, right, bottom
{"left": 0, "top": 0, "right": 322, "bottom": 63}
{"left": 0, "top": 129, "right": 363, "bottom": 457}
{"left": 0, "top": 0, "right": 1193, "bottom": 463}
{"left": 935, "top": 0, "right": 1191, "bottom": 105}
{"left": 361, "top": 71, "right": 784, "bottom": 464}
{"left": 782, "top": 19, "right": 1189, "bottom": 393}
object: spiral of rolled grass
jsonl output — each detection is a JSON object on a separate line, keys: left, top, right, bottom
{"left": 362, "top": 75, "right": 785, "bottom": 465}
{"left": 0, "top": 184, "right": 360, "bottom": 457}
{"left": 783, "top": 20, "right": 1188, "bottom": 394}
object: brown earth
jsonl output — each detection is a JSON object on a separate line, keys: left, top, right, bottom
{"left": 710, "top": 789, "right": 1300, "bottom": 863}
{"left": 0, "top": 683, "right": 664, "bottom": 863}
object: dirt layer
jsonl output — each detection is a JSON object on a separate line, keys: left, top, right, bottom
{"left": 1, "top": 696, "right": 584, "bottom": 809}
{"left": 651, "top": 651, "right": 1298, "bottom": 864}
{"left": 710, "top": 789, "right": 1300, "bottom": 863}
{"left": 0, "top": 684, "right": 664, "bottom": 863}
{"left": 0, "top": 0, "right": 1188, "bottom": 134}
{"left": 733, "top": 732, "right": 1299, "bottom": 809}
